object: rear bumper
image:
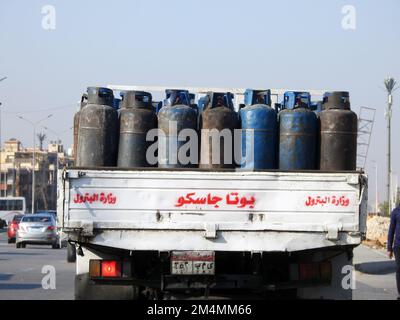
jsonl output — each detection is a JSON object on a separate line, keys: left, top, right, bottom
{"left": 17, "top": 239, "right": 57, "bottom": 245}
{"left": 67, "top": 229, "right": 362, "bottom": 252}
{"left": 89, "top": 274, "right": 330, "bottom": 292}
{"left": 17, "top": 232, "right": 57, "bottom": 243}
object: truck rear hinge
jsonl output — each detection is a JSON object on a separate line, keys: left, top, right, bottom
{"left": 204, "top": 223, "right": 219, "bottom": 239}
{"left": 66, "top": 171, "right": 86, "bottom": 179}
{"left": 325, "top": 223, "right": 342, "bottom": 241}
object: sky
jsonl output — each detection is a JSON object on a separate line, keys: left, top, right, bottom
{"left": 0, "top": 0, "right": 399, "bottom": 208}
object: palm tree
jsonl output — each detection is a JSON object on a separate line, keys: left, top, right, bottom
{"left": 384, "top": 78, "right": 397, "bottom": 94}
{"left": 37, "top": 132, "right": 47, "bottom": 151}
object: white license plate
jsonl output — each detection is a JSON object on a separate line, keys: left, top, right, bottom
{"left": 171, "top": 251, "right": 215, "bottom": 275}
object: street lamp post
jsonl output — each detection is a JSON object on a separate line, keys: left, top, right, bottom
{"left": 18, "top": 114, "right": 53, "bottom": 213}
{"left": 384, "top": 78, "right": 398, "bottom": 216}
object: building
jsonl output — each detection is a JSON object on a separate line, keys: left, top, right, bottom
{"left": 0, "top": 138, "right": 74, "bottom": 212}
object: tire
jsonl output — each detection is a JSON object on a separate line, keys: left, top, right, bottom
{"left": 16, "top": 242, "right": 21, "bottom": 248}
{"left": 67, "top": 242, "right": 76, "bottom": 263}
{"left": 7, "top": 238, "right": 12, "bottom": 244}
{"left": 52, "top": 242, "right": 60, "bottom": 249}
{"left": 21, "top": 243, "right": 26, "bottom": 248}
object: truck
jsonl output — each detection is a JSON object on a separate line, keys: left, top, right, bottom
{"left": 58, "top": 86, "right": 368, "bottom": 300}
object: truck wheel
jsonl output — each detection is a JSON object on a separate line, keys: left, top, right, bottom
{"left": 67, "top": 243, "right": 76, "bottom": 263}
{"left": 75, "top": 274, "right": 139, "bottom": 300}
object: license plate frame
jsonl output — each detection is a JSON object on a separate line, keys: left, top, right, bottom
{"left": 29, "top": 226, "right": 43, "bottom": 233}
{"left": 171, "top": 251, "right": 215, "bottom": 275}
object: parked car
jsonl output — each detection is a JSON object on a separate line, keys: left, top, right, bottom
{"left": 16, "top": 213, "right": 60, "bottom": 249}
{"left": 7, "top": 214, "right": 24, "bottom": 243}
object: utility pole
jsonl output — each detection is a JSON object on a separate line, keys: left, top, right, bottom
{"left": 384, "top": 78, "right": 397, "bottom": 216}
{"left": 392, "top": 172, "right": 398, "bottom": 210}
{"left": 0, "top": 77, "right": 7, "bottom": 197}
{"left": 17, "top": 114, "right": 53, "bottom": 213}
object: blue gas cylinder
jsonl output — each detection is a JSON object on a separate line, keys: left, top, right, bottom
{"left": 278, "top": 92, "right": 317, "bottom": 170}
{"left": 240, "top": 89, "right": 277, "bottom": 170}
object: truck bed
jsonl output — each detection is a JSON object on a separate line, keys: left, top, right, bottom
{"left": 58, "top": 168, "right": 367, "bottom": 252}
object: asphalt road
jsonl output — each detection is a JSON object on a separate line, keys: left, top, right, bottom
{"left": 353, "top": 245, "right": 398, "bottom": 300}
{"left": 0, "top": 229, "right": 398, "bottom": 300}
{"left": 0, "top": 229, "right": 74, "bottom": 300}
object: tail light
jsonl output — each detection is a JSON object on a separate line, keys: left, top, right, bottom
{"left": 320, "top": 262, "right": 332, "bottom": 281}
{"left": 89, "top": 260, "right": 122, "bottom": 278}
{"left": 47, "top": 226, "right": 56, "bottom": 231}
{"left": 9, "top": 222, "right": 18, "bottom": 230}
{"left": 299, "top": 263, "right": 320, "bottom": 281}
{"left": 89, "top": 260, "right": 102, "bottom": 277}
{"left": 102, "top": 261, "right": 121, "bottom": 277}
{"left": 298, "top": 262, "right": 332, "bottom": 282}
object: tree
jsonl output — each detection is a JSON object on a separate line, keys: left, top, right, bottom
{"left": 379, "top": 196, "right": 400, "bottom": 217}
{"left": 379, "top": 201, "right": 390, "bottom": 217}
{"left": 37, "top": 132, "right": 46, "bottom": 151}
